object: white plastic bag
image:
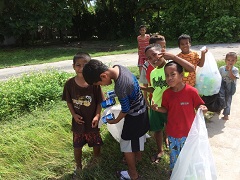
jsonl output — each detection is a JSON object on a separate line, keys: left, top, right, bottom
{"left": 98, "top": 105, "right": 124, "bottom": 142}
{"left": 195, "top": 46, "right": 222, "bottom": 96}
{"left": 170, "top": 109, "right": 217, "bottom": 180}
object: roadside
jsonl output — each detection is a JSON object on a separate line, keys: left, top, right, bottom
{"left": 0, "top": 43, "right": 240, "bottom": 179}
{"left": 0, "top": 43, "right": 240, "bottom": 81}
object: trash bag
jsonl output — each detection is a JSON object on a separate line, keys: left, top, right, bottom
{"left": 170, "top": 109, "right": 217, "bottom": 180}
{"left": 201, "top": 93, "right": 225, "bottom": 112}
{"left": 98, "top": 105, "right": 124, "bottom": 142}
{"left": 195, "top": 46, "right": 222, "bottom": 96}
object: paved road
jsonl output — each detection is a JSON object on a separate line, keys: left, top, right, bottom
{"left": 0, "top": 43, "right": 240, "bottom": 81}
{"left": 1, "top": 43, "right": 240, "bottom": 179}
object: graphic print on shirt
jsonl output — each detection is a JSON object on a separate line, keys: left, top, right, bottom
{"left": 152, "top": 76, "right": 168, "bottom": 89}
{"left": 72, "top": 95, "right": 92, "bottom": 109}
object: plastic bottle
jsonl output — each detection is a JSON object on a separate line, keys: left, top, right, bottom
{"left": 106, "top": 90, "right": 116, "bottom": 98}
{"left": 102, "top": 113, "right": 115, "bottom": 124}
{"left": 101, "top": 98, "right": 116, "bottom": 108}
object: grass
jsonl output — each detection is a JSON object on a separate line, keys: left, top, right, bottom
{"left": 0, "top": 40, "right": 138, "bottom": 69}
{"left": 0, "top": 39, "right": 181, "bottom": 69}
{"left": 0, "top": 97, "right": 170, "bottom": 180}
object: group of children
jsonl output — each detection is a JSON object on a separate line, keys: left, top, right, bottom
{"left": 61, "top": 25, "right": 239, "bottom": 179}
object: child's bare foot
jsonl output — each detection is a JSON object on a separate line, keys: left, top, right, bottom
{"left": 151, "top": 151, "right": 164, "bottom": 164}
{"left": 222, "top": 115, "right": 229, "bottom": 120}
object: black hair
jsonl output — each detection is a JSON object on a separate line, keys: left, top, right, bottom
{"left": 144, "top": 43, "right": 162, "bottom": 53}
{"left": 149, "top": 34, "right": 165, "bottom": 44}
{"left": 177, "top": 34, "right": 191, "bottom": 47}
{"left": 164, "top": 61, "right": 183, "bottom": 74}
{"left": 82, "top": 59, "right": 108, "bottom": 85}
{"left": 73, "top": 52, "right": 91, "bottom": 64}
{"left": 139, "top": 25, "right": 147, "bottom": 30}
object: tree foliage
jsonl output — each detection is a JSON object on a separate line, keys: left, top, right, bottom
{"left": 0, "top": 0, "right": 240, "bottom": 45}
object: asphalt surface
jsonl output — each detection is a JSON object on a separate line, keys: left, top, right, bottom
{"left": 1, "top": 43, "right": 240, "bottom": 179}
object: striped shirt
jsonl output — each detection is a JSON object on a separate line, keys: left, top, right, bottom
{"left": 114, "top": 65, "right": 146, "bottom": 116}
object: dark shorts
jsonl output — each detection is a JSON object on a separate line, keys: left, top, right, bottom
{"left": 149, "top": 109, "right": 167, "bottom": 132}
{"left": 121, "top": 109, "right": 150, "bottom": 140}
{"left": 73, "top": 131, "right": 103, "bottom": 148}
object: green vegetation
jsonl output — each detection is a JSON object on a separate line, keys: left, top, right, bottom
{"left": 0, "top": 40, "right": 137, "bottom": 69}
{"left": 0, "top": 69, "right": 170, "bottom": 179}
{"left": 1, "top": 57, "right": 239, "bottom": 179}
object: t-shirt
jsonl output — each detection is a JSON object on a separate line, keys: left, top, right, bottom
{"left": 161, "top": 84, "right": 204, "bottom": 138}
{"left": 139, "top": 61, "right": 155, "bottom": 100}
{"left": 114, "top": 65, "right": 149, "bottom": 140}
{"left": 177, "top": 51, "right": 200, "bottom": 86}
{"left": 219, "top": 65, "right": 239, "bottom": 85}
{"left": 137, "top": 34, "right": 150, "bottom": 57}
{"left": 150, "top": 66, "right": 168, "bottom": 106}
{"left": 62, "top": 77, "right": 103, "bottom": 133}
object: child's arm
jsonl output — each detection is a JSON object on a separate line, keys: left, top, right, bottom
{"left": 92, "top": 103, "right": 102, "bottom": 128}
{"left": 140, "top": 85, "right": 154, "bottom": 93}
{"left": 197, "top": 104, "right": 208, "bottom": 114}
{"left": 226, "top": 66, "right": 238, "bottom": 80}
{"left": 162, "top": 52, "right": 195, "bottom": 72}
{"left": 67, "top": 102, "right": 84, "bottom": 124}
{"left": 151, "top": 102, "right": 167, "bottom": 113}
{"left": 198, "top": 49, "right": 208, "bottom": 67}
{"left": 107, "top": 111, "right": 127, "bottom": 124}
{"left": 142, "top": 83, "right": 150, "bottom": 107}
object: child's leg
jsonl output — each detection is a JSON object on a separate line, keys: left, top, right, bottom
{"left": 151, "top": 130, "right": 164, "bottom": 163}
{"left": 93, "top": 146, "right": 101, "bottom": 158}
{"left": 74, "top": 148, "right": 83, "bottom": 169}
{"left": 139, "top": 66, "right": 142, "bottom": 75}
{"left": 168, "top": 136, "right": 186, "bottom": 170}
{"left": 124, "top": 152, "right": 139, "bottom": 179}
{"left": 223, "top": 93, "right": 232, "bottom": 120}
{"left": 163, "top": 124, "right": 169, "bottom": 148}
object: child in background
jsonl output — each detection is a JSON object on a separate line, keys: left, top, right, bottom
{"left": 83, "top": 59, "right": 149, "bottom": 180}
{"left": 141, "top": 44, "right": 195, "bottom": 164}
{"left": 152, "top": 61, "right": 208, "bottom": 172}
{"left": 139, "top": 35, "right": 169, "bottom": 163}
{"left": 177, "top": 34, "right": 208, "bottom": 86}
{"left": 62, "top": 53, "right": 103, "bottom": 177}
{"left": 219, "top": 52, "right": 239, "bottom": 120}
{"left": 137, "top": 25, "right": 150, "bottom": 75}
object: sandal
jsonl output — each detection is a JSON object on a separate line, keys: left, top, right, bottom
{"left": 116, "top": 170, "right": 141, "bottom": 180}
{"left": 151, "top": 153, "right": 163, "bottom": 164}
{"left": 116, "top": 170, "right": 131, "bottom": 180}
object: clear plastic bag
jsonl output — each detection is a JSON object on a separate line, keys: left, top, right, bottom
{"left": 170, "top": 109, "right": 217, "bottom": 180}
{"left": 195, "top": 46, "right": 222, "bottom": 96}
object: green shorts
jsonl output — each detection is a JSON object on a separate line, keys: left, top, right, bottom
{"left": 149, "top": 108, "right": 167, "bottom": 132}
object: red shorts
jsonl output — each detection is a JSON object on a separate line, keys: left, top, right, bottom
{"left": 73, "top": 131, "right": 103, "bottom": 148}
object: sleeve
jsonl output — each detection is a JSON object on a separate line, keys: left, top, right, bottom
{"left": 194, "top": 52, "right": 200, "bottom": 64}
{"left": 94, "top": 85, "right": 103, "bottom": 104}
{"left": 62, "top": 80, "right": 72, "bottom": 103}
{"left": 161, "top": 90, "right": 169, "bottom": 110}
{"left": 139, "top": 68, "right": 148, "bottom": 84}
{"left": 192, "top": 88, "right": 205, "bottom": 108}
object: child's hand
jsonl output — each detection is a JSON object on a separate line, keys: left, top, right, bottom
{"left": 199, "top": 105, "right": 208, "bottom": 114}
{"left": 151, "top": 100, "right": 159, "bottom": 111}
{"left": 160, "top": 52, "right": 174, "bottom": 60}
{"left": 92, "top": 118, "right": 99, "bottom": 128}
{"left": 73, "top": 114, "right": 84, "bottom": 124}
{"left": 201, "top": 48, "right": 208, "bottom": 54}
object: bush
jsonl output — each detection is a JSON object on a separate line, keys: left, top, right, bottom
{"left": 205, "top": 16, "right": 240, "bottom": 43}
{"left": 0, "top": 70, "right": 72, "bottom": 120}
